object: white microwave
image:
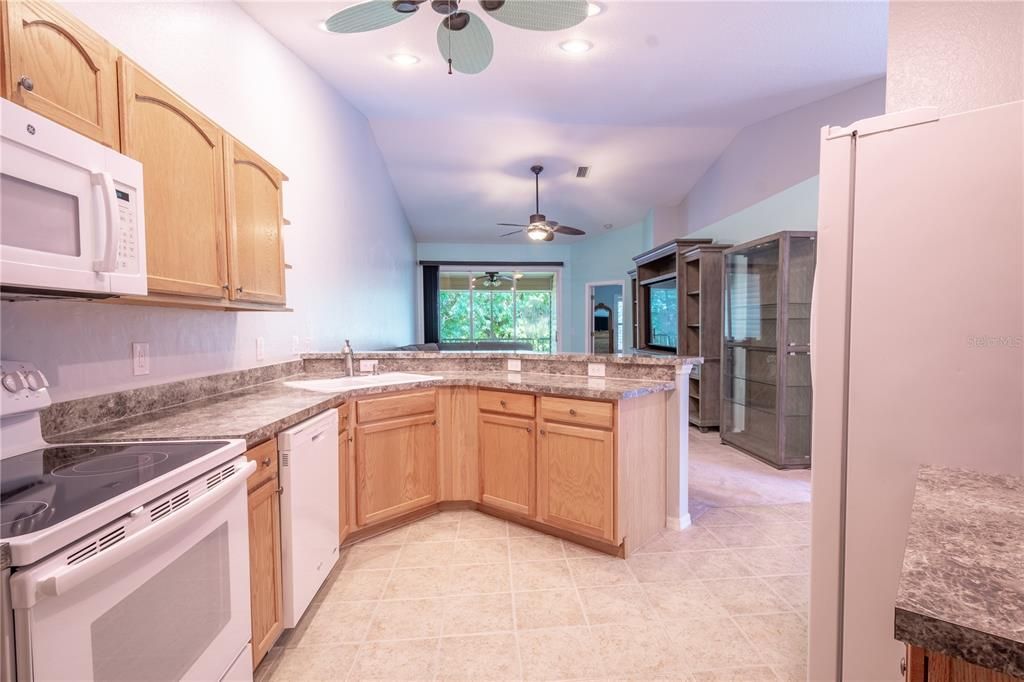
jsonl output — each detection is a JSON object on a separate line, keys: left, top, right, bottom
{"left": 0, "top": 99, "right": 146, "bottom": 300}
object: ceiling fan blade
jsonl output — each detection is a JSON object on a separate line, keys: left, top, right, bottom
{"left": 554, "top": 225, "right": 586, "bottom": 235}
{"left": 500, "top": 229, "right": 523, "bottom": 237}
{"left": 324, "top": 0, "right": 414, "bottom": 33}
{"left": 497, "top": 222, "right": 528, "bottom": 227}
{"left": 437, "top": 11, "right": 493, "bottom": 74}
{"left": 544, "top": 220, "right": 558, "bottom": 227}
{"left": 479, "top": 0, "right": 586, "bottom": 31}
{"left": 542, "top": 231, "right": 555, "bottom": 242}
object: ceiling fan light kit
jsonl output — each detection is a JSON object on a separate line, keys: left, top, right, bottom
{"left": 324, "top": 0, "right": 589, "bottom": 74}
{"left": 498, "top": 165, "right": 587, "bottom": 243}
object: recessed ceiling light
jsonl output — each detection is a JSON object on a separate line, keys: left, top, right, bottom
{"left": 389, "top": 53, "right": 421, "bottom": 66}
{"left": 586, "top": 2, "right": 603, "bottom": 17}
{"left": 559, "top": 39, "right": 593, "bottom": 55}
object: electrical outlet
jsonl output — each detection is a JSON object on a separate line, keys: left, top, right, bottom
{"left": 507, "top": 359, "right": 522, "bottom": 372}
{"left": 291, "top": 336, "right": 300, "bottom": 354}
{"left": 256, "top": 337, "right": 265, "bottom": 361}
{"left": 131, "top": 343, "right": 150, "bottom": 376}
{"left": 359, "top": 359, "right": 378, "bottom": 373}
{"left": 588, "top": 362, "right": 606, "bottom": 377}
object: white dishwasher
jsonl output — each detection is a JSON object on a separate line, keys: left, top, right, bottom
{"left": 278, "top": 409, "right": 339, "bottom": 628}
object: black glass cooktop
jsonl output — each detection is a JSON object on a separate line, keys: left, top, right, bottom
{"left": 0, "top": 441, "right": 230, "bottom": 538}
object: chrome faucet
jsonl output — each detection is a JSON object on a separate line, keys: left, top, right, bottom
{"left": 341, "top": 339, "right": 354, "bottom": 377}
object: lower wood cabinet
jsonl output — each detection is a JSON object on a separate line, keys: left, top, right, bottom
{"left": 354, "top": 411, "right": 438, "bottom": 527}
{"left": 247, "top": 472, "right": 283, "bottom": 669}
{"left": 905, "top": 645, "right": 1018, "bottom": 682}
{"left": 537, "top": 420, "right": 616, "bottom": 543}
{"left": 478, "top": 412, "right": 534, "bottom": 517}
{"left": 338, "top": 404, "right": 353, "bottom": 544}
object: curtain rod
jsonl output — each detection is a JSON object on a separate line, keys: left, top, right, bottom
{"left": 419, "top": 260, "right": 564, "bottom": 267}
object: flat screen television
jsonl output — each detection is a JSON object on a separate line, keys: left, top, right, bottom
{"left": 644, "top": 278, "right": 678, "bottom": 352}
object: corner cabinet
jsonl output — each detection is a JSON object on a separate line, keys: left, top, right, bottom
{"left": 244, "top": 439, "right": 284, "bottom": 669}
{"left": 1, "top": 0, "right": 120, "bottom": 148}
{"left": 119, "top": 59, "right": 229, "bottom": 300}
{"left": 354, "top": 391, "right": 438, "bottom": 527}
{"left": 225, "top": 137, "right": 287, "bottom": 305}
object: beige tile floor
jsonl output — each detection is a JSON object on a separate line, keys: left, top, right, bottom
{"left": 257, "top": 431, "right": 811, "bottom": 682}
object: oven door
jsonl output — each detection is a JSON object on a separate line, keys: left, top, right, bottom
{"left": 10, "top": 460, "right": 254, "bottom": 682}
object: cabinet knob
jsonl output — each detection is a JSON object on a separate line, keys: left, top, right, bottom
{"left": 539, "top": 429, "right": 546, "bottom": 435}
{"left": 222, "top": 283, "right": 230, "bottom": 291}
{"left": 275, "top": 486, "right": 284, "bottom": 495}
{"left": 569, "top": 408, "right": 578, "bottom": 416}
{"left": 349, "top": 435, "right": 354, "bottom": 442}
{"left": 500, "top": 400, "right": 507, "bottom": 408}
{"left": 899, "top": 658, "right": 907, "bottom": 677}
{"left": 18, "top": 75, "right": 33, "bottom": 92}
{"left": 526, "top": 426, "right": 532, "bottom": 433}
{"left": 236, "top": 286, "right": 244, "bottom": 293}
{"left": 262, "top": 457, "right": 271, "bottom": 467}
{"left": 431, "top": 419, "right": 437, "bottom": 426}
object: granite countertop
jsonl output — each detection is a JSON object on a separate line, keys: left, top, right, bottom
{"left": 51, "top": 370, "right": 676, "bottom": 447}
{"left": 304, "top": 351, "right": 702, "bottom": 366}
{"left": 894, "top": 465, "right": 1024, "bottom": 677}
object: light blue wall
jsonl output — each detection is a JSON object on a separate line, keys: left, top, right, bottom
{"left": 417, "top": 212, "right": 654, "bottom": 353}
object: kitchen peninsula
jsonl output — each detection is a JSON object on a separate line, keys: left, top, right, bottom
{"left": 44, "top": 351, "right": 700, "bottom": 556}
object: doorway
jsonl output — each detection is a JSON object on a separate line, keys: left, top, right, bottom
{"left": 585, "top": 281, "right": 625, "bottom": 354}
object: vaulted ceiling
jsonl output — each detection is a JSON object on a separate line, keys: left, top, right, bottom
{"left": 241, "top": 0, "right": 888, "bottom": 243}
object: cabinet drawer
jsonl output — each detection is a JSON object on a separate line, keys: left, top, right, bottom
{"left": 356, "top": 390, "right": 436, "bottom": 424}
{"left": 540, "top": 397, "right": 614, "bottom": 429}
{"left": 478, "top": 389, "right": 535, "bottom": 418}
{"left": 246, "top": 438, "right": 279, "bottom": 491}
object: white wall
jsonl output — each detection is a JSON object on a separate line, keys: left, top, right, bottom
{"left": 659, "top": 79, "right": 886, "bottom": 245}
{"left": 0, "top": 2, "right": 416, "bottom": 401}
{"left": 886, "top": 1, "right": 1024, "bottom": 115}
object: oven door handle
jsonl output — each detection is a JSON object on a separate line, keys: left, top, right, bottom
{"left": 14, "top": 460, "right": 256, "bottom": 609}
{"left": 91, "top": 171, "right": 118, "bottom": 273}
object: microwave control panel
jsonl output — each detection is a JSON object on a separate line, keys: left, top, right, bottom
{"left": 114, "top": 187, "right": 139, "bottom": 273}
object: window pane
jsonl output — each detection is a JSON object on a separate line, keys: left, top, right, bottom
{"left": 439, "top": 290, "right": 471, "bottom": 342}
{"left": 516, "top": 290, "right": 552, "bottom": 353}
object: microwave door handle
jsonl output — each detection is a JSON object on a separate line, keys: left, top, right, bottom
{"left": 90, "top": 171, "right": 118, "bottom": 273}
{"left": 11, "top": 460, "right": 257, "bottom": 610}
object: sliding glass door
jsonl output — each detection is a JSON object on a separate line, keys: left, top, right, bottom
{"left": 438, "top": 270, "right": 559, "bottom": 353}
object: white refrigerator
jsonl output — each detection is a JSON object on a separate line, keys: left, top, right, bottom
{"left": 808, "top": 100, "right": 1024, "bottom": 681}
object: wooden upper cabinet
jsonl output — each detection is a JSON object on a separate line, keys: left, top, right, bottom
{"left": 2, "top": 0, "right": 120, "bottom": 148}
{"left": 224, "top": 137, "right": 286, "bottom": 305}
{"left": 355, "top": 413, "right": 438, "bottom": 527}
{"left": 119, "top": 59, "right": 229, "bottom": 299}
{"left": 537, "top": 421, "right": 616, "bottom": 543}
{"left": 478, "top": 413, "right": 534, "bottom": 517}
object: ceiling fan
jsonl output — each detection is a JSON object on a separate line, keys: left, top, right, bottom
{"left": 499, "top": 165, "right": 587, "bottom": 242}
{"left": 322, "top": 0, "right": 588, "bottom": 75}
{"left": 472, "top": 271, "right": 521, "bottom": 287}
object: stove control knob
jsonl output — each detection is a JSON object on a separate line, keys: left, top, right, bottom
{"left": 2, "top": 372, "right": 27, "bottom": 393}
{"left": 25, "top": 370, "right": 48, "bottom": 391}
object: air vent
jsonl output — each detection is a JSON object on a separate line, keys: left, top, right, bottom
{"left": 171, "top": 491, "right": 189, "bottom": 510}
{"left": 576, "top": 166, "right": 590, "bottom": 178}
{"left": 150, "top": 499, "right": 172, "bottom": 522}
{"left": 281, "top": 451, "right": 290, "bottom": 467}
{"left": 66, "top": 525, "right": 126, "bottom": 565}
{"left": 205, "top": 462, "right": 237, "bottom": 490}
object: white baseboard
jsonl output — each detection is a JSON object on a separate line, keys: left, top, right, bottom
{"left": 666, "top": 513, "right": 692, "bottom": 531}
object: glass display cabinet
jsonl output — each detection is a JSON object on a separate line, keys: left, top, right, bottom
{"left": 721, "top": 231, "right": 817, "bottom": 469}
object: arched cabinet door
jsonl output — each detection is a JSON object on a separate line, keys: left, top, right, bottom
{"left": 2, "top": 0, "right": 120, "bottom": 148}
{"left": 224, "top": 137, "right": 287, "bottom": 305}
{"left": 119, "top": 59, "right": 229, "bottom": 299}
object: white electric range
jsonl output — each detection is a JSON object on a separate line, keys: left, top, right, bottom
{"left": 0, "top": 361, "right": 255, "bottom": 682}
